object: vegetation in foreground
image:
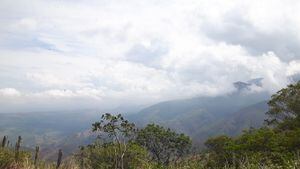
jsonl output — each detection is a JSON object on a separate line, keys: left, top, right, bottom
{"left": 0, "top": 81, "right": 299, "bottom": 169}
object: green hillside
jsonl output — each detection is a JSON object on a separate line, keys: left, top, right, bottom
{"left": 128, "top": 90, "right": 269, "bottom": 145}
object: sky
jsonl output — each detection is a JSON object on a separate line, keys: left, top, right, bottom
{"left": 0, "top": 0, "right": 300, "bottom": 113}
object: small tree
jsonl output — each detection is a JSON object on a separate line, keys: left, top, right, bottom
{"left": 136, "top": 124, "right": 192, "bottom": 166}
{"left": 92, "top": 113, "right": 137, "bottom": 169}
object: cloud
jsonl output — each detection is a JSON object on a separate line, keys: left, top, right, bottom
{"left": 0, "top": 0, "right": 299, "bottom": 112}
{"left": 0, "top": 88, "right": 21, "bottom": 97}
{"left": 126, "top": 40, "right": 169, "bottom": 67}
{"left": 198, "top": 0, "right": 300, "bottom": 61}
{"left": 287, "top": 60, "right": 300, "bottom": 76}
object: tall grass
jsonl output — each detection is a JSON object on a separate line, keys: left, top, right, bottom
{"left": 0, "top": 146, "right": 79, "bottom": 169}
{"left": 0, "top": 135, "right": 79, "bottom": 169}
{"left": 2, "top": 146, "right": 300, "bottom": 169}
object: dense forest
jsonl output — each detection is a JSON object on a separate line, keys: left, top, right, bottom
{"left": 0, "top": 81, "right": 299, "bottom": 169}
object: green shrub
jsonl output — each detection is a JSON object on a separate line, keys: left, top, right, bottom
{"left": 79, "top": 142, "right": 152, "bottom": 169}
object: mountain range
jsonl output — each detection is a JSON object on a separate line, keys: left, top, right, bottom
{"left": 0, "top": 78, "right": 272, "bottom": 158}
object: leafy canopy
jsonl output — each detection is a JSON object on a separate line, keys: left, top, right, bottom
{"left": 91, "top": 113, "right": 138, "bottom": 169}
{"left": 266, "top": 82, "right": 300, "bottom": 129}
{"left": 136, "top": 124, "right": 192, "bottom": 166}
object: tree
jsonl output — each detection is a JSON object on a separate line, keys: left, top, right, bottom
{"left": 204, "top": 135, "right": 234, "bottom": 167}
{"left": 205, "top": 135, "right": 232, "bottom": 153}
{"left": 92, "top": 113, "right": 137, "bottom": 169}
{"left": 136, "top": 124, "right": 192, "bottom": 166}
{"left": 266, "top": 81, "right": 300, "bottom": 129}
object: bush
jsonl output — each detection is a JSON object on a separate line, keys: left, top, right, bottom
{"left": 80, "top": 142, "right": 152, "bottom": 169}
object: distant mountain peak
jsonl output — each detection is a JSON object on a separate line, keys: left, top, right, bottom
{"left": 247, "top": 78, "right": 264, "bottom": 87}
{"left": 233, "top": 78, "right": 264, "bottom": 91}
{"left": 234, "top": 81, "right": 251, "bottom": 90}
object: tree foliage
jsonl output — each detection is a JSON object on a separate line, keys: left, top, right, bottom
{"left": 266, "top": 82, "right": 300, "bottom": 129}
{"left": 136, "top": 124, "right": 192, "bottom": 166}
{"left": 91, "top": 113, "right": 137, "bottom": 169}
{"left": 205, "top": 82, "right": 300, "bottom": 167}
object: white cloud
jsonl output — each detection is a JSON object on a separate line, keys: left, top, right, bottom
{"left": 287, "top": 60, "right": 300, "bottom": 76}
{"left": 0, "top": 0, "right": 299, "bottom": 112}
{"left": 0, "top": 88, "right": 21, "bottom": 97}
{"left": 15, "top": 18, "right": 37, "bottom": 31}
